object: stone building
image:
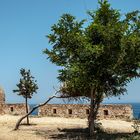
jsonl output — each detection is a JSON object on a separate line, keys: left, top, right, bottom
{"left": 39, "top": 104, "right": 133, "bottom": 120}
{"left": 0, "top": 86, "right": 27, "bottom": 115}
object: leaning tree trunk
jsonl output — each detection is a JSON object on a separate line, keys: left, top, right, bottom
{"left": 88, "top": 87, "right": 96, "bottom": 137}
{"left": 14, "top": 95, "right": 70, "bottom": 130}
{"left": 25, "top": 97, "right": 29, "bottom": 125}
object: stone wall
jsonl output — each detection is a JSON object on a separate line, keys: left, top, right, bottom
{"left": 98, "top": 104, "right": 133, "bottom": 120}
{"left": 0, "top": 87, "right": 28, "bottom": 116}
{"left": 0, "top": 87, "right": 5, "bottom": 104}
{"left": 0, "top": 103, "right": 27, "bottom": 115}
{"left": 39, "top": 104, "right": 90, "bottom": 118}
{"left": 38, "top": 104, "right": 133, "bottom": 120}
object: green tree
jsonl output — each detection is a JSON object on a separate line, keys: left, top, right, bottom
{"left": 13, "top": 68, "right": 38, "bottom": 124}
{"left": 44, "top": 0, "right": 140, "bottom": 136}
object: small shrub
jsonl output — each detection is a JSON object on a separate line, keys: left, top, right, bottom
{"left": 132, "top": 120, "right": 140, "bottom": 134}
{"left": 123, "top": 134, "right": 140, "bottom": 140}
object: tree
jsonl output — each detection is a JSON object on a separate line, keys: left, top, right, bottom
{"left": 44, "top": 0, "right": 140, "bottom": 136}
{"left": 13, "top": 68, "right": 38, "bottom": 125}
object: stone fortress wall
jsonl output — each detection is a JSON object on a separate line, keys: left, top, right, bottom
{"left": 38, "top": 104, "right": 133, "bottom": 120}
{"left": 0, "top": 86, "right": 133, "bottom": 119}
{"left": 0, "top": 104, "right": 27, "bottom": 115}
{"left": 0, "top": 86, "right": 27, "bottom": 115}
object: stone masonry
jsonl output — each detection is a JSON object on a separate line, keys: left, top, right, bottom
{"left": 0, "top": 86, "right": 27, "bottom": 115}
{"left": 39, "top": 104, "right": 133, "bottom": 120}
{"left": 0, "top": 87, "right": 5, "bottom": 104}
{"left": 0, "top": 104, "right": 27, "bottom": 115}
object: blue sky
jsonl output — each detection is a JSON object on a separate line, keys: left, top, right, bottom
{"left": 0, "top": 0, "right": 140, "bottom": 104}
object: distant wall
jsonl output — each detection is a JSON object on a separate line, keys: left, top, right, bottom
{"left": 39, "top": 104, "right": 89, "bottom": 118}
{"left": 38, "top": 104, "right": 133, "bottom": 120}
{"left": 98, "top": 104, "right": 133, "bottom": 120}
{"left": 0, "top": 104, "right": 27, "bottom": 115}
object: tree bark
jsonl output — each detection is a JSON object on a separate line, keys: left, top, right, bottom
{"left": 25, "top": 97, "right": 29, "bottom": 125}
{"left": 88, "top": 90, "right": 103, "bottom": 137}
{"left": 13, "top": 95, "right": 70, "bottom": 130}
{"left": 89, "top": 87, "right": 96, "bottom": 137}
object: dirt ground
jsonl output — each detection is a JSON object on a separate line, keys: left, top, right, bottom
{"left": 0, "top": 115, "right": 135, "bottom": 140}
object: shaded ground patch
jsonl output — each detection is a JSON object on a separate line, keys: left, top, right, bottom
{"left": 35, "top": 127, "right": 140, "bottom": 140}
{"left": 50, "top": 128, "right": 90, "bottom": 140}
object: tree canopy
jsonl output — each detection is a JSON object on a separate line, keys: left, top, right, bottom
{"left": 13, "top": 68, "right": 38, "bottom": 99}
{"left": 44, "top": 0, "right": 140, "bottom": 99}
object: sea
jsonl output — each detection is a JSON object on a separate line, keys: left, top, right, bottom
{"left": 131, "top": 103, "right": 140, "bottom": 119}
{"left": 29, "top": 103, "right": 140, "bottom": 119}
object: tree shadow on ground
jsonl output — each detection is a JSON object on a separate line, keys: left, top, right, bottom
{"left": 47, "top": 128, "right": 140, "bottom": 140}
{"left": 50, "top": 128, "right": 91, "bottom": 140}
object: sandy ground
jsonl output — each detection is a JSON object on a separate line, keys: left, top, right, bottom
{"left": 0, "top": 115, "right": 135, "bottom": 140}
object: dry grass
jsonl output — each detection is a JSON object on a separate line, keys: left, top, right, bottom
{"left": 0, "top": 115, "right": 136, "bottom": 140}
{"left": 100, "top": 119, "right": 134, "bottom": 133}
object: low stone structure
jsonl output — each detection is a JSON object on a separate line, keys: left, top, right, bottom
{"left": 98, "top": 104, "right": 133, "bottom": 120}
{"left": 0, "top": 104, "right": 27, "bottom": 115}
{"left": 38, "top": 104, "right": 133, "bottom": 120}
{"left": 0, "top": 86, "right": 27, "bottom": 115}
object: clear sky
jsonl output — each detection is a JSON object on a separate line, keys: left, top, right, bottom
{"left": 0, "top": 0, "right": 140, "bottom": 104}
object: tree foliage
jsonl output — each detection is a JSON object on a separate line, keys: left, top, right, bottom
{"left": 44, "top": 0, "right": 140, "bottom": 98}
{"left": 13, "top": 68, "right": 38, "bottom": 98}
